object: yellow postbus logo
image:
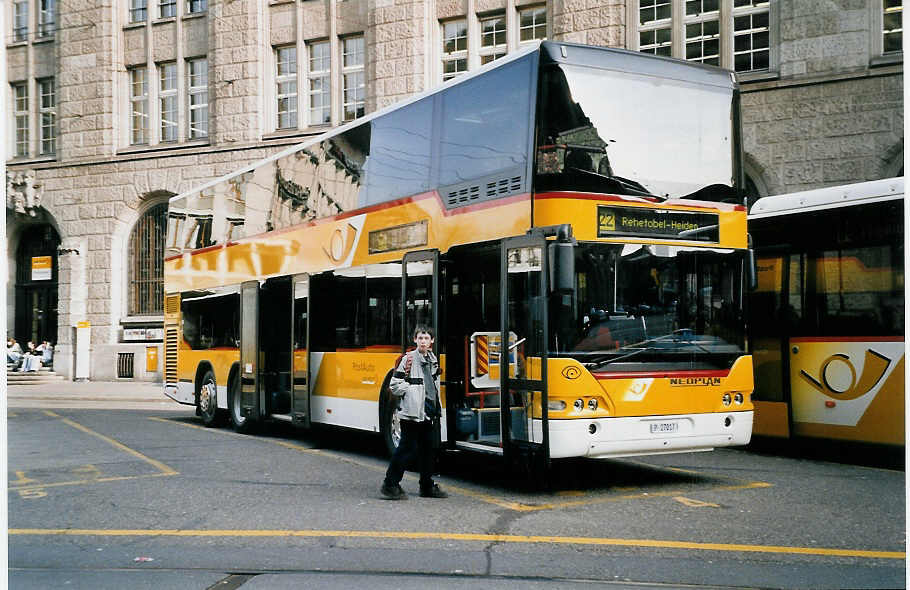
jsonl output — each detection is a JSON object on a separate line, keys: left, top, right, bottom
{"left": 799, "top": 349, "right": 892, "bottom": 401}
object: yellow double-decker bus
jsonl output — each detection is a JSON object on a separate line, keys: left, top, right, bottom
{"left": 748, "top": 178, "right": 904, "bottom": 447}
{"left": 164, "top": 41, "right": 754, "bottom": 468}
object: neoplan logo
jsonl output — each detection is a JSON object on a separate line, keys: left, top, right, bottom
{"left": 669, "top": 377, "right": 721, "bottom": 386}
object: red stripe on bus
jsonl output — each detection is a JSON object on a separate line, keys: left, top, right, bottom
{"left": 790, "top": 336, "right": 904, "bottom": 343}
{"left": 593, "top": 369, "right": 731, "bottom": 380}
{"left": 534, "top": 192, "right": 747, "bottom": 211}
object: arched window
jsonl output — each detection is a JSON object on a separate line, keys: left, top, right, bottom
{"left": 129, "top": 202, "right": 168, "bottom": 315}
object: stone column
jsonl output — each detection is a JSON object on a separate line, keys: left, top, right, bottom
{"left": 210, "top": 0, "right": 264, "bottom": 144}
{"left": 57, "top": 1, "right": 118, "bottom": 159}
{"left": 367, "top": 0, "right": 432, "bottom": 112}
{"left": 551, "top": 0, "right": 626, "bottom": 48}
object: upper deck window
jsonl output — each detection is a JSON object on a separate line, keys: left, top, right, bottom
{"left": 535, "top": 62, "right": 737, "bottom": 200}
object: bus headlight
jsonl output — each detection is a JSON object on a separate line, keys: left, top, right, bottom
{"left": 733, "top": 392, "right": 744, "bottom": 405}
{"left": 574, "top": 398, "right": 584, "bottom": 412}
{"left": 548, "top": 400, "right": 567, "bottom": 411}
{"left": 587, "top": 398, "right": 598, "bottom": 411}
{"left": 722, "top": 393, "right": 732, "bottom": 406}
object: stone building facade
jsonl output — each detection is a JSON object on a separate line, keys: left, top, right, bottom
{"left": 5, "top": 0, "right": 903, "bottom": 381}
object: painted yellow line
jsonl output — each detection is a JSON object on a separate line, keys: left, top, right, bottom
{"left": 42, "top": 411, "right": 178, "bottom": 476}
{"left": 9, "top": 473, "right": 174, "bottom": 493}
{"left": 7, "top": 528, "right": 904, "bottom": 560}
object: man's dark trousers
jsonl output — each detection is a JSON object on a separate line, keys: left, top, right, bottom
{"left": 384, "top": 419, "right": 435, "bottom": 489}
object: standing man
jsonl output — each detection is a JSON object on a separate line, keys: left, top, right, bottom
{"left": 381, "top": 326, "right": 447, "bottom": 500}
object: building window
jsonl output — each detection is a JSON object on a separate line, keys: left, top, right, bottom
{"left": 129, "top": 202, "right": 168, "bottom": 316}
{"left": 39, "top": 78, "right": 56, "bottom": 155}
{"left": 342, "top": 36, "right": 365, "bottom": 122}
{"left": 38, "top": 0, "right": 55, "bottom": 37}
{"left": 307, "top": 41, "right": 332, "bottom": 125}
{"left": 130, "top": 0, "right": 147, "bottom": 23}
{"left": 685, "top": 1, "right": 720, "bottom": 65}
{"left": 159, "top": 0, "right": 176, "bottom": 18}
{"left": 634, "top": 0, "right": 773, "bottom": 73}
{"left": 519, "top": 6, "right": 547, "bottom": 42}
{"left": 883, "top": 0, "right": 903, "bottom": 53}
{"left": 12, "top": 83, "right": 28, "bottom": 157}
{"left": 187, "top": 0, "right": 207, "bottom": 13}
{"left": 442, "top": 19, "right": 468, "bottom": 81}
{"left": 159, "top": 63, "right": 177, "bottom": 142}
{"left": 733, "top": 1, "right": 770, "bottom": 72}
{"left": 13, "top": 0, "right": 28, "bottom": 42}
{"left": 276, "top": 46, "right": 298, "bottom": 129}
{"left": 480, "top": 15, "right": 507, "bottom": 64}
{"left": 187, "top": 58, "right": 208, "bottom": 138}
{"left": 130, "top": 68, "right": 149, "bottom": 144}
{"left": 308, "top": 41, "right": 330, "bottom": 125}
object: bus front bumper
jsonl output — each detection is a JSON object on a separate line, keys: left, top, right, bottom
{"left": 547, "top": 411, "right": 753, "bottom": 459}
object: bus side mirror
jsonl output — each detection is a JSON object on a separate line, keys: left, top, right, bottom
{"left": 747, "top": 235, "right": 758, "bottom": 291}
{"left": 552, "top": 225, "right": 575, "bottom": 292}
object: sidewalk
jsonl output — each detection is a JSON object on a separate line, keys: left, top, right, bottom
{"left": 5, "top": 379, "right": 191, "bottom": 412}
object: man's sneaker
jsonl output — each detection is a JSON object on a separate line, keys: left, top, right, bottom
{"left": 419, "top": 483, "right": 448, "bottom": 498}
{"left": 380, "top": 483, "right": 407, "bottom": 500}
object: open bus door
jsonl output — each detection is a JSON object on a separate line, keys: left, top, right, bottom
{"left": 501, "top": 236, "right": 550, "bottom": 473}
{"left": 401, "top": 250, "right": 439, "bottom": 351}
{"left": 292, "top": 274, "right": 310, "bottom": 428}
{"left": 239, "top": 280, "right": 261, "bottom": 425}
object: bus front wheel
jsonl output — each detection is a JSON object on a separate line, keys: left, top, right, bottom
{"left": 379, "top": 377, "right": 401, "bottom": 456}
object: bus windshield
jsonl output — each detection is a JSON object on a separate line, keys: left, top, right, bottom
{"left": 535, "top": 63, "right": 737, "bottom": 200}
{"left": 552, "top": 243, "right": 746, "bottom": 370}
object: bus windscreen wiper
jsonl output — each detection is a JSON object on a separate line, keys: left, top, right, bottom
{"left": 584, "top": 346, "right": 657, "bottom": 369}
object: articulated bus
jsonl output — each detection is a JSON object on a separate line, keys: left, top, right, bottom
{"left": 164, "top": 41, "right": 754, "bottom": 469}
{"left": 748, "top": 178, "right": 905, "bottom": 447}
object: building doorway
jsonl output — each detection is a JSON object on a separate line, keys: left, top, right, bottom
{"left": 15, "top": 224, "right": 60, "bottom": 346}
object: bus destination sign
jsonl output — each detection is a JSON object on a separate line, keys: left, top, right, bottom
{"left": 597, "top": 205, "right": 719, "bottom": 242}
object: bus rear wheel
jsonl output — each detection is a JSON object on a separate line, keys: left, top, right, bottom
{"left": 229, "top": 376, "right": 254, "bottom": 434}
{"left": 198, "top": 370, "right": 223, "bottom": 427}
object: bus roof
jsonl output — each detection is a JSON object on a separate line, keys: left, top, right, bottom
{"left": 169, "top": 41, "right": 736, "bottom": 207}
{"left": 748, "top": 177, "right": 905, "bottom": 219}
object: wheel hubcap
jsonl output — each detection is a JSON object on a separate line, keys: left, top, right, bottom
{"left": 201, "top": 381, "right": 215, "bottom": 414}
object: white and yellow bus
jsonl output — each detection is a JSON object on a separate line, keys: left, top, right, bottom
{"left": 164, "top": 41, "right": 754, "bottom": 468}
{"left": 748, "top": 177, "right": 904, "bottom": 446}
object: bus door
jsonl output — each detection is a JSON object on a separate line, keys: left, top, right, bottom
{"left": 292, "top": 274, "right": 310, "bottom": 428}
{"left": 402, "top": 250, "right": 439, "bottom": 343}
{"left": 501, "top": 236, "right": 549, "bottom": 467}
{"left": 240, "top": 280, "right": 261, "bottom": 422}
{"left": 401, "top": 250, "right": 440, "bottom": 443}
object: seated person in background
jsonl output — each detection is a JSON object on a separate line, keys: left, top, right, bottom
{"left": 7, "top": 338, "right": 23, "bottom": 366}
{"left": 20, "top": 347, "right": 40, "bottom": 372}
{"left": 38, "top": 341, "right": 54, "bottom": 367}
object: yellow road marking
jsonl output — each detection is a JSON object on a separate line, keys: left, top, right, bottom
{"left": 148, "top": 416, "right": 772, "bottom": 512}
{"left": 673, "top": 496, "right": 720, "bottom": 508}
{"left": 7, "top": 528, "right": 904, "bottom": 560}
{"left": 44, "top": 411, "right": 177, "bottom": 476}
{"left": 8, "top": 412, "right": 179, "bottom": 494}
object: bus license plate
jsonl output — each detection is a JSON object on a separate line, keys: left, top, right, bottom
{"left": 650, "top": 422, "right": 678, "bottom": 434}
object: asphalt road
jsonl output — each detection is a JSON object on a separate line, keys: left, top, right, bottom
{"left": 7, "top": 407, "right": 906, "bottom": 589}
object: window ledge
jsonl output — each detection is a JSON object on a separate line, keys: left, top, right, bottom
{"left": 7, "top": 155, "right": 57, "bottom": 166}
{"left": 262, "top": 127, "right": 329, "bottom": 141}
{"left": 737, "top": 70, "right": 780, "bottom": 84}
{"left": 118, "top": 139, "right": 210, "bottom": 156}
{"left": 7, "top": 40, "right": 28, "bottom": 48}
{"left": 183, "top": 11, "right": 207, "bottom": 20}
{"left": 153, "top": 16, "right": 178, "bottom": 25}
{"left": 121, "top": 316, "right": 164, "bottom": 326}
{"left": 123, "top": 21, "right": 146, "bottom": 30}
{"left": 871, "top": 53, "right": 902, "bottom": 67}
{"left": 33, "top": 35, "right": 54, "bottom": 44}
